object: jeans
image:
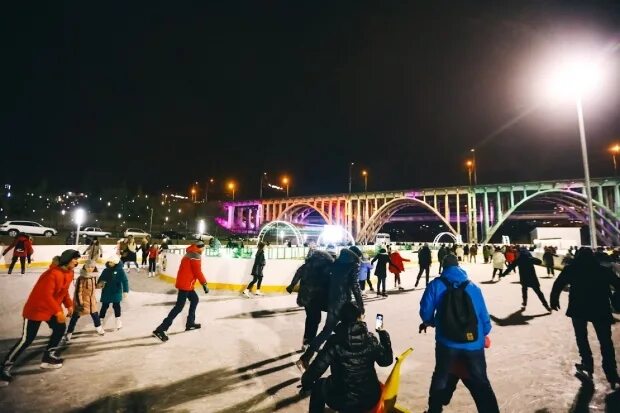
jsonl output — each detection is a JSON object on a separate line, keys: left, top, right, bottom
{"left": 416, "top": 265, "right": 430, "bottom": 286}
{"left": 100, "top": 302, "right": 121, "bottom": 318}
{"left": 156, "top": 290, "right": 199, "bottom": 332}
{"left": 571, "top": 318, "right": 618, "bottom": 381}
{"left": 377, "top": 276, "right": 387, "bottom": 294}
{"left": 521, "top": 285, "right": 550, "bottom": 309}
{"left": 8, "top": 256, "right": 26, "bottom": 274}
{"left": 247, "top": 275, "right": 263, "bottom": 291}
{"left": 427, "top": 344, "right": 499, "bottom": 413}
{"left": 67, "top": 312, "right": 101, "bottom": 334}
{"left": 303, "top": 302, "right": 323, "bottom": 345}
{"left": 2, "top": 316, "right": 66, "bottom": 366}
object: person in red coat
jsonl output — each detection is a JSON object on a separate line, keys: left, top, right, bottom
{"left": 153, "top": 241, "right": 209, "bottom": 342}
{"left": 0, "top": 249, "right": 80, "bottom": 386}
{"left": 389, "top": 249, "right": 410, "bottom": 290}
{"left": 2, "top": 232, "right": 34, "bottom": 275}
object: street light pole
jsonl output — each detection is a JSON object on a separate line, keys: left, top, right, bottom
{"left": 205, "top": 178, "right": 214, "bottom": 203}
{"left": 348, "top": 162, "right": 354, "bottom": 193}
{"left": 576, "top": 97, "right": 598, "bottom": 248}
{"left": 260, "top": 172, "right": 266, "bottom": 199}
{"left": 362, "top": 170, "right": 368, "bottom": 192}
{"left": 466, "top": 161, "right": 473, "bottom": 186}
{"left": 470, "top": 148, "right": 477, "bottom": 185}
{"left": 610, "top": 145, "right": 620, "bottom": 176}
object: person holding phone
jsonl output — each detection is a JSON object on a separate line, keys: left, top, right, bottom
{"left": 301, "top": 302, "right": 393, "bottom": 413}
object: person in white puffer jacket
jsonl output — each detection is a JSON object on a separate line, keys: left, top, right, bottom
{"left": 491, "top": 247, "right": 505, "bottom": 281}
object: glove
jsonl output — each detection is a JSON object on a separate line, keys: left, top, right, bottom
{"left": 123, "top": 292, "right": 128, "bottom": 299}
{"left": 285, "top": 285, "right": 293, "bottom": 294}
{"left": 56, "top": 311, "right": 66, "bottom": 324}
{"left": 484, "top": 336, "right": 491, "bottom": 349}
{"left": 202, "top": 283, "right": 209, "bottom": 294}
{"left": 419, "top": 322, "right": 428, "bottom": 334}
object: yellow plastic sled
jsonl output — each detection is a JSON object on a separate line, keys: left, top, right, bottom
{"left": 370, "top": 347, "right": 413, "bottom": 413}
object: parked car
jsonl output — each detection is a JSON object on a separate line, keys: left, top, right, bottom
{"left": 79, "top": 227, "right": 112, "bottom": 238}
{"left": 123, "top": 228, "right": 151, "bottom": 238}
{"left": 0, "top": 220, "right": 57, "bottom": 237}
{"left": 160, "top": 230, "right": 187, "bottom": 241}
{"left": 192, "top": 233, "right": 212, "bottom": 241}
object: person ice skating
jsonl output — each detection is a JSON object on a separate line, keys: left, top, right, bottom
{"left": 153, "top": 241, "right": 209, "bottom": 342}
{"left": 415, "top": 243, "right": 433, "bottom": 288}
{"left": 82, "top": 238, "right": 102, "bottom": 272}
{"left": 482, "top": 244, "right": 491, "bottom": 264}
{"left": 419, "top": 254, "right": 499, "bottom": 413}
{"left": 0, "top": 249, "right": 80, "bottom": 386}
{"left": 469, "top": 244, "right": 478, "bottom": 263}
{"left": 97, "top": 256, "right": 129, "bottom": 330}
{"left": 124, "top": 235, "right": 139, "bottom": 271}
{"left": 138, "top": 237, "right": 151, "bottom": 269}
{"left": 301, "top": 302, "right": 393, "bottom": 413}
{"left": 550, "top": 247, "right": 620, "bottom": 388}
{"left": 358, "top": 253, "right": 373, "bottom": 296}
{"left": 297, "top": 247, "right": 364, "bottom": 370}
{"left": 63, "top": 260, "right": 105, "bottom": 344}
{"left": 389, "top": 247, "right": 410, "bottom": 290}
{"left": 500, "top": 248, "right": 551, "bottom": 312}
{"left": 504, "top": 246, "right": 517, "bottom": 274}
{"left": 287, "top": 249, "right": 334, "bottom": 351}
{"left": 542, "top": 247, "right": 557, "bottom": 277}
{"left": 490, "top": 247, "right": 505, "bottom": 281}
{"left": 147, "top": 243, "right": 159, "bottom": 277}
{"left": 455, "top": 245, "right": 465, "bottom": 262}
{"left": 243, "top": 242, "right": 266, "bottom": 297}
{"left": 437, "top": 244, "right": 448, "bottom": 274}
{"left": 371, "top": 247, "right": 394, "bottom": 297}
{"left": 2, "top": 232, "right": 33, "bottom": 275}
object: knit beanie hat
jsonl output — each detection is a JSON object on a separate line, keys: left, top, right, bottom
{"left": 58, "top": 249, "right": 81, "bottom": 266}
{"left": 442, "top": 253, "right": 459, "bottom": 269}
{"left": 349, "top": 245, "right": 363, "bottom": 258}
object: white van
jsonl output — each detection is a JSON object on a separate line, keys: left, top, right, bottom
{"left": 375, "top": 233, "right": 391, "bottom": 245}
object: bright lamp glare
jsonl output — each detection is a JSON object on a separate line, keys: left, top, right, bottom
{"left": 198, "top": 219, "right": 206, "bottom": 234}
{"left": 74, "top": 208, "right": 85, "bottom": 225}
{"left": 542, "top": 54, "right": 605, "bottom": 101}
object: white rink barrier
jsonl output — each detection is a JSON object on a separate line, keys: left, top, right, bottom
{"left": 0, "top": 244, "right": 121, "bottom": 269}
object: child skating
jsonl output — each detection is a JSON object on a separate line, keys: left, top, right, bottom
{"left": 97, "top": 256, "right": 129, "bottom": 331}
{"left": 63, "top": 260, "right": 105, "bottom": 344}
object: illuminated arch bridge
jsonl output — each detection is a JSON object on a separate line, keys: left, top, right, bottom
{"left": 217, "top": 177, "right": 620, "bottom": 245}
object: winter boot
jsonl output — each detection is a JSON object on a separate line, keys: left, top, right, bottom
{"left": 95, "top": 325, "right": 105, "bottom": 336}
{"left": 254, "top": 290, "right": 263, "bottom": 296}
{"left": 185, "top": 323, "right": 201, "bottom": 331}
{"left": 115, "top": 318, "right": 123, "bottom": 330}
{"left": 242, "top": 289, "right": 252, "bottom": 298}
{"left": 40, "top": 352, "right": 63, "bottom": 369}
{"left": 575, "top": 363, "right": 594, "bottom": 383}
{"left": 152, "top": 330, "right": 169, "bottom": 342}
{"left": 0, "top": 363, "right": 13, "bottom": 387}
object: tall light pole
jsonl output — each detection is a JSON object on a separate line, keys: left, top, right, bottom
{"left": 260, "top": 172, "right": 267, "bottom": 199}
{"left": 74, "top": 208, "right": 85, "bottom": 246}
{"left": 228, "top": 182, "right": 236, "bottom": 201}
{"left": 348, "top": 162, "right": 355, "bottom": 193}
{"left": 575, "top": 97, "right": 597, "bottom": 248}
{"left": 191, "top": 188, "right": 196, "bottom": 202}
{"left": 362, "top": 170, "right": 368, "bottom": 192}
{"left": 470, "top": 148, "right": 477, "bottom": 185}
{"left": 205, "top": 178, "right": 214, "bottom": 202}
{"left": 282, "top": 177, "right": 289, "bottom": 197}
{"left": 466, "top": 160, "right": 473, "bottom": 186}
{"left": 609, "top": 144, "right": 620, "bottom": 176}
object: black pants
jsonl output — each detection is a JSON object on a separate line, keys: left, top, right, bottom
{"left": 148, "top": 258, "right": 157, "bottom": 272}
{"left": 394, "top": 272, "right": 402, "bottom": 286}
{"left": 359, "top": 280, "right": 366, "bottom": 291}
{"left": 571, "top": 318, "right": 618, "bottom": 381}
{"left": 546, "top": 265, "right": 555, "bottom": 276}
{"left": 246, "top": 275, "right": 263, "bottom": 290}
{"left": 2, "top": 316, "right": 66, "bottom": 366}
{"left": 309, "top": 378, "right": 377, "bottom": 413}
{"left": 8, "top": 256, "right": 26, "bottom": 274}
{"left": 67, "top": 312, "right": 101, "bottom": 334}
{"left": 156, "top": 290, "right": 199, "bottom": 332}
{"left": 521, "top": 285, "right": 549, "bottom": 309}
{"left": 100, "top": 302, "right": 121, "bottom": 318}
{"left": 141, "top": 253, "right": 148, "bottom": 266}
{"left": 303, "top": 302, "right": 323, "bottom": 345}
{"left": 366, "top": 278, "right": 373, "bottom": 290}
{"left": 377, "top": 276, "right": 387, "bottom": 294}
{"left": 427, "top": 344, "right": 499, "bottom": 413}
{"left": 416, "top": 265, "right": 430, "bottom": 286}
{"left": 491, "top": 268, "right": 502, "bottom": 279}
{"left": 304, "top": 310, "right": 338, "bottom": 359}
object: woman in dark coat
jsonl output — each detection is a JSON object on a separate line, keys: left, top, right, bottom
{"left": 371, "top": 248, "right": 394, "bottom": 297}
{"left": 97, "top": 257, "right": 129, "bottom": 330}
{"left": 550, "top": 247, "right": 620, "bottom": 387}
{"left": 301, "top": 302, "right": 393, "bottom": 413}
{"left": 243, "top": 242, "right": 266, "bottom": 296}
{"left": 501, "top": 248, "right": 551, "bottom": 311}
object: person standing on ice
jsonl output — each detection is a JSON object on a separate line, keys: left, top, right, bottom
{"left": 437, "top": 244, "right": 448, "bottom": 275}
{"left": 370, "top": 247, "right": 394, "bottom": 297}
{"left": 490, "top": 247, "right": 505, "bottom": 281}
{"left": 0, "top": 249, "right": 80, "bottom": 386}
{"left": 243, "top": 242, "right": 266, "bottom": 297}
{"left": 419, "top": 254, "right": 499, "bottom": 413}
{"left": 500, "top": 247, "right": 551, "bottom": 312}
{"left": 2, "top": 232, "right": 33, "bottom": 275}
{"left": 415, "top": 243, "right": 433, "bottom": 288}
{"left": 549, "top": 247, "right": 620, "bottom": 388}
{"left": 389, "top": 247, "right": 410, "bottom": 290}
{"left": 97, "top": 256, "right": 129, "bottom": 330}
{"left": 153, "top": 241, "right": 209, "bottom": 342}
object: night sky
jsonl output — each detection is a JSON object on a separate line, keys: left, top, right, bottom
{"left": 3, "top": 1, "right": 620, "bottom": 198}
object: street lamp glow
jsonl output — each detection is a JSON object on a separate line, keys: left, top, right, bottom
{"left": 282, "top": 177, "right": 290, "bottom": 197}
{"left": 198, "top": 219, "right": 206, "bottom": 235}
{"left": 544, "top": 56, "right": 604, "bottom": 101}
{"left": 228, "top": 182, "right": 236, "bottom": 200}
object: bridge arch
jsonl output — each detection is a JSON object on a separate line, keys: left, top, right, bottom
{"left": 433, "top": 232, "right": 459, "bottom": 245}
{"left": 276, "top": 203, "right": 331, "bottom": 225}
{"left": 257, "top": 220, "right": 304, "bottom": 246}
{"left": 357, "top": 197, "right": 458, "bottom": 244}
{"left": 484, "top": 189, "right": 620, "bottom": 245}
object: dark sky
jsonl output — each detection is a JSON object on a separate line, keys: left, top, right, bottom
{"left": 2, "top": 1, "right": 620, "bottom": 198}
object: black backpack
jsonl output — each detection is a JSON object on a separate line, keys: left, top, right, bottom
{"left": 15, "top": 239, "right": 26, "bottom": 253}
{"left": 439, "top": 278, "right": 478, "bottom": 343}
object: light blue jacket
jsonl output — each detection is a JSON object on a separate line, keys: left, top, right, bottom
{"left": 358, "top": 260, "right": 373, "bottom": 281}
{"left": 419, "top": 266, "right": 491, "bottom": 350}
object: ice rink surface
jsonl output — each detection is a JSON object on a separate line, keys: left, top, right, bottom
{"left": 0, "top": 262, "right": 619, "bottom": 412}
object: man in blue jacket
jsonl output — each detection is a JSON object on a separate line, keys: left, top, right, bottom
{"left": 419, "top": 254, "right": 499, "bottom": 413}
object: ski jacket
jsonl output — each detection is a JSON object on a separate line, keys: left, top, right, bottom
{"left": 469, "top": 245, "right": 478, "bottom": 255}
{"left": 437, "top": 247, "right": 448, "bottom": 264}
{"left": 388, "top": 251, "right": 410, "bottom": 273}
{"left": 175, "top": 245, "right": 207, "bottom": 291}
{"left": 301, "top": 321, "right": 393, "bottom": 410}
{"left": 492, "top": 252, "right": 505, "bottom": 269}
{"left": 542, "top": 251, "right": 556, "bottom": 267}
{"left": 328, "top": 249, "right": 364, "bottom": 315}
{"left": 550, "top": 258, "right": 620, "bottom": 322}
{"left": 419, "top": 266, "right": 492, "bottom": 350}
{"left": 74, "top": 268, "right": 99, "bottom": 316}
{"left": 288, "top": 250, "right": 334, "bottom": 309}
{"left": 358, "top": 260, "right": 372, "bottom": 281}
{"left": 98, "top": 263, "right": 129, "bottom": 303}
{"left": 371, "top": 252, "right": 393, "bottom": 277}
{"left": 418, "top": 246, "right": 432, "bottom": 267}
{"left": 3, "top": 234, "right": 33, "bottom": 258}
{"left": 251, "top": 249, "right": 266, "bottom": 277}
{"left": 504, "top": 250, "right": 542, "bottom": 288}
{"left": 148, "top": 246, "right": 158, "bottom": 259}
{"left": 23, "top": 263, "right": 74, "bottom": 321}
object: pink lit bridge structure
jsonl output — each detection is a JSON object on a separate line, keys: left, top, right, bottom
{"left": 216, "top": 177, "right": 620, "bottom": 245}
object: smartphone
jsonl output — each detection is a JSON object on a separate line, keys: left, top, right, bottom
{"left": 375, "top": 314, "right": 384, "bottom": 331}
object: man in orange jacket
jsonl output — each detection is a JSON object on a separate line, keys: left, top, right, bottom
{"left": 0, "top": 249, "right": 80, "bottom": 386}
{"left": 153, "top": 241, "right": 209, "bottom": 342}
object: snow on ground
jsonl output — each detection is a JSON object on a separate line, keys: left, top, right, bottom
{"left": 0, "top": 262, "right": 619, "bottom": 412}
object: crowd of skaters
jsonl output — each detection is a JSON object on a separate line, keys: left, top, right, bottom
{"left": 0, "top": 233, "right": 619, "bottom": 412}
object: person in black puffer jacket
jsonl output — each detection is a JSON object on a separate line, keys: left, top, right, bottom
{"left": 298, "top": 247, "right": 365, "bottom": 369}
{"left": 287, "top": 250, "right": 335, "bottom": 349}
{"left": 301, "top": 302, "right": 393, "bottom": 413}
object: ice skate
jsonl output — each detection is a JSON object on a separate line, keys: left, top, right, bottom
{"left": 254, "top": 290, "right": 263, "bottom": 296}
{"left": 574, "top": 364, "right": 593, "bottom": 383}
{"left": 115, "top": 317, "right": 123, "bottom": 330}
{"left": 40, "top": 352, "right": 63, "bottom": 369}
{"left": 95, "top": 325, "right": 105, "bottom": 336}
{"left": 242, "top": 289, "right": 252, "bottom": 298}
{"left": 60, "top": 332, "right": 72, "bottom": 346}
{"left": 152, "top": 330, "right": 169, "bottom": 342}
{"left": 185, "top": 323, "right": 201, "bottom": 331}
{"left": 0, "top": 363, "right": 13, "bottom": 387}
